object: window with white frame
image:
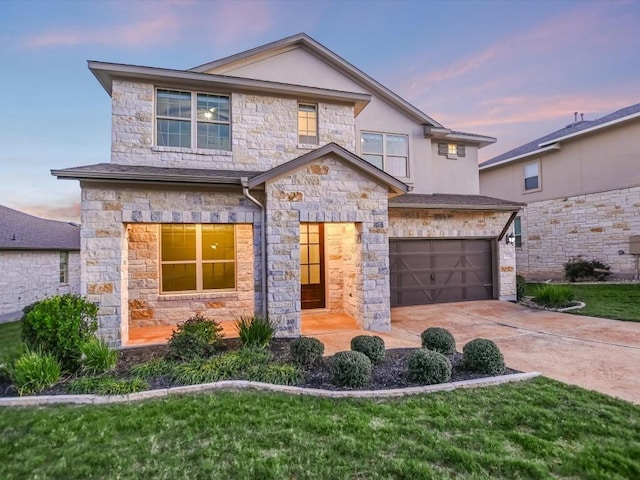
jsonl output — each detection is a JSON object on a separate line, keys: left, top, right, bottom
{"left": 514, "top": 217, "right": 522, "bottom": 248}
{"left": 160, "top": 224, "right": 236, "bottom": 293}
{"left": 523, "top": 160, "right": 540, "bottom": 191}
{"left": 361, "top": 132, "right": 409, "bottom": 177}
{"left": 156, "top": 89, "right": 230, "bottom": 150}
{"left": 59, "top": 251, "right": 69, "bottom": 284}
{"left": 438, "top": 143, "right": 466, "bottom": 158}
{"left": 298, "top": 103, "right": 318, "bottom": 144}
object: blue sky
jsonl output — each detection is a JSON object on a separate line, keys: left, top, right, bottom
{"left": 2, "top": 0, "right": 639, "bottom": 222}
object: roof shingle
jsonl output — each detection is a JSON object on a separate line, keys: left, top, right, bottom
{"left": 0, "top": 205, "right": 80, "bottom": 250}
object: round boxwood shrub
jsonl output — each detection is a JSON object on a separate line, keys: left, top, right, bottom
{"left": 290, "top": 337, "right": 325, "bottom": 368}
{"left": 330, "top": 351, "right": 372, "bottom": 388}
{"left": 420, "top": 327, "right": 456, "bottom": 355}
{"left": 462, "top": 338, "right": 505, "bottom": 375}
{"left": 350, "top": 335, "right": 385, "bottom": 364}
{"left": 407, "top": 349, "right": 452, "bottom": 385}
{"left": 167, "top": 315, "right": 224, "bottom": 361}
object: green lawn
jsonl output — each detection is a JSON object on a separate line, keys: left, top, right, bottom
{"left": 0, "top": 321, "right": 21, "bottom": 355}
{"left": 1, "top": 378, "right": 639, "bottom": 479}
{"left": 526, "top": 283, "right": 640, "bottom": 322}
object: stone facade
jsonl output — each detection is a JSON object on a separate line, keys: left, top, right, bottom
{"left": 0, "top": 250, "right": 80, "bottom": 315}
{"left": 264, "top": 155, "right": 391, "bottom": 335}
{"left": 517, "top": 186, "right": 640, "bottom": 280}
{"left": 388, "top": 209, "right": 517, "bottom": 300}
{"left": 81, "top": 183, "right": 261, "bottom": 345}
{"left": 111, "top": 80, "right": 355, "bottom": 170}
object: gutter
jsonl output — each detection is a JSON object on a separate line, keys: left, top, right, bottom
{"left": 241, "top": 178, "right": 267, "bottom": 317}
{"left": 388, "top": 203, "right": 523, "bottom": 211}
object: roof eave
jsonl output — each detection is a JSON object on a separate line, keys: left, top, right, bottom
{"left": 537, "top": 111, "right": 640, "bottom": 147}
{"left": 389, "top": 203, "right": 522, "bottom": 211}
{"left": 424, "top": 126, "right": 496, "bottom": 148}
{"left": 51, "top": 168, "right": 245, "bottom": 187}
{"left": 479, "top": 143, "right": 561, "bottom": 171}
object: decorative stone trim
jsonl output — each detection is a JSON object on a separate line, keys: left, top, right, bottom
{"left": 0, "top": 372, "right": 540, "bottom": 406}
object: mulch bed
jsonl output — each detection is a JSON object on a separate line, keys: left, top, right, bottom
{"left": 0, "top": 338, "right": 519, "bottom": 397}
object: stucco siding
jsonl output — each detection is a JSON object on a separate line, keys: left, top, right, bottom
{"left": 0, "top": 250, "right": 80, "bottom": 315}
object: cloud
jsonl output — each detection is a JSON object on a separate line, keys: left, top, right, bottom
{"left": 23, "top": 0, "right": 274, "bottom": 49}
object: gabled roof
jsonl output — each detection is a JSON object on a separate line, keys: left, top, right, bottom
{"left": 190, "top": 33, "right": 443, "bottom": 128}
{"left": 389, "top": 193, "right": 523, "bottom": 211}
{"left": 52, "top": 163, "right": 262, "bottom": 186}
{"left": 480, "top": 102, "right": 640, "bottom": 170}
{"left": 0, "top": 205, "right": 80, "bottom": 251}
{"left": 88, "top": 61, "right": 371, "bottom": 115}
{"left": 247, "top": 142, "right": 410, "bottom": 195}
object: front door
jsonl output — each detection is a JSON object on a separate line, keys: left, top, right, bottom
{"left": 300, "top": 223, "right": 325, "bottom": 309}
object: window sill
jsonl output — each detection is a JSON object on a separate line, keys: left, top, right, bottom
{"left": 151, "top": 146, "right": 232, "bottom": 156}
{"left": 158, "top": 291, "right": 238, "bottom": 301}
{"left": 297, "top": 143, "right": 319, "bottom": 150}
{"left": 522, "top": 188, "right": 542, "bottom": 194}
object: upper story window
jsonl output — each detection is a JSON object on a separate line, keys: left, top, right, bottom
{"left": 156, "top": 89, "right": 230, "bottom": 151}
{"left": 298, "top": 103, "right": 318, "bottom": 144}
{"left": 59, "top": 251, "right": 69, "bottom": 284}
{"left": 438, "top": 143, "right": 465, "bottom": 158}
{"left": 160, "top": 224, "right": 236, "bottom": 293}
{"left": 361, "top": 132, "right": 408, "bottom": 178}
{"left": 513, "top": 217, "right": 522, "bottom": 248}
{"left": 523, "top": 160, "right": 540, "bottom": 191}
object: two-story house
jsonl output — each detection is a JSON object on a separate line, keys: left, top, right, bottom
{"left": 479, "top": 103, "right": 640, "bottom": 280}
{"left": 53, "top": 33, "right": 522, "bottom": 347}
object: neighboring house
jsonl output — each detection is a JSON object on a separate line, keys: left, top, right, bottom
{"left": 479, "top": 103, "right": 640, "bottom": 280}
{"left": 53, "top": 33, "right": 521, "bottom": 346}
{"left": 0, "top": 205, "right": 80, "bottom": 316}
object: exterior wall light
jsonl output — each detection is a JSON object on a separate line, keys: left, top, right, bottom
{"left": 506, "top": 233, "right": 515, "bottom": 245}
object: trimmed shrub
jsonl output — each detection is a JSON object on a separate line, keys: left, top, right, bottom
{"left": 350, "top": 335, "right": 385, "bottom": 364}
{"left": 420, "top": 327, "right": 456, "bottom": 355}
{"left": 235, "top": 315, "right": 276, "bottom": 348}
{"left": 167, "top": 315, "right": 224, "bottom": 361}
{"left": 3, "top": 349, "right": 62, "bottom": 396}
{"left": 533, "top": 284, "right": 575, "bottom": 308}
{"left": 80, "top": 338, "right": 117, "bottom": 375}
{"left": 330, "top": 351, "right": 372, "bottom": 388}
{"left": 21, "top": 294, "right": 98, "bottom": 371}
{"left": 407, "top": 349, "right": 452, "bottom": 385}
{"left": 516, "top": 274, "right": 526, "bottom": 301}
{"left": 564, "top": 258, "right": 611, "bottom": 282}
{"left": 463, "top": 338, "right": 505, "bottom": 375}
{"left": 66, "top": 376, "right": 148, "bottom": 395}
{"left": 290, "top": 337, "right": 325, "bottom": 368}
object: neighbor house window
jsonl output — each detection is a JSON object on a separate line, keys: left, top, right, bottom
{"left": 523, "top": 160, "right": 540, "bottom": 191}
{"left": 361, "top": 132, "right": 409, "bottom": 177}
{"left": 438, "top": 143, "right": 466, "bottom": 158}
{"left": 514, "top": 217, "right": 522, "bottom": 248}
{"left": 298, "top": 104, "right": 318, "bottom": 144}
{"left": 59, "top": 252, "right": 69, "bottom": 284}
{"left": 156, "top": 89, "right": 230, "bottom": 150}
{"left": 160, "top": 224, "right": 235, "bottom": 293}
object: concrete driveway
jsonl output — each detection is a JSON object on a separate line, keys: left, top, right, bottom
{"left": 313, "top": 301, "right": 640, "bottom": 405}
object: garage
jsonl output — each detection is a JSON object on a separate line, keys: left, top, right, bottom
{"left": 389, "top": 238, "right": 495, "bottom": 306}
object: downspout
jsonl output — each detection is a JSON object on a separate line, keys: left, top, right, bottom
{"left": 241, "top": 178, "right": 267, "bottom": 317}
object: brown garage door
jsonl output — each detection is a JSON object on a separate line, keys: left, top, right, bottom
{"left": 390, "top": 239, "right": 494, "bottom": 306}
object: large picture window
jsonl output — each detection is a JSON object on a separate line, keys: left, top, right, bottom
{"left": 160, "top": 224, "right": 235, "bottom": 293}
{"left": 361, "top": 132, "right": 408, "bottom": 177}
{"left": 156, "top": 90, "right": 230, "bottom": 150}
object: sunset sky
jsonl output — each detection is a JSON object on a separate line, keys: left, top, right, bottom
{"left": 1, "top": 0, "right": 639, "bottom": 222}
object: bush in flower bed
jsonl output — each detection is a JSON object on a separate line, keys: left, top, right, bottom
{"left": 2, "top": 349, "right": 62, "bottom": 396}
{"left": 420, "top": 327, "right": 456, "bottom": 355}
{"left": 350, "top": 335, "right": 385, "bottom": 364}
{"left": 80, "top": 338, "right": 118, "bottom": 375}
{"left": 290, "top": 337, "right": 325, "bottom": 368}
{"left": 532, "top": 284, "right": 575, "bottom": 308}
{"left": 330, "top": 351, "right": 372, "bottom": 388}
{"left": 167, "top": 315, "right": 224, "bottom": 361}
{"left": 462, "top": 338, "right": 505, "bottom": 375}
{"left": 407, "top": 349, "right": 452, "bottom": 385}
{"left": 235, "top": 315, "right": 277, "bottom": 348}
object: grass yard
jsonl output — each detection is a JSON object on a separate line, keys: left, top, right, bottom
{"left": 1, "top": 377, "right": 639, "bottom": 479}
{"left": 526, "top": 283, "right": 640, "bottom": 321}
{"left": 0, "top": 321, "right": 21, "bottom": 355}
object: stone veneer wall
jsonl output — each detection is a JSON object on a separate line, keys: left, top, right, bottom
{"left": 0, "top": 251, "right": 80, "bottom": 315}
{"left": 81, "top": 183, "right": 262, "bottom": 346}
{"left": 517, "top": 186, "right": 640, "bottom": 280}
{"left": 388, "top": 209, "right": 516, "bottom": 300}
{"left": 264, "top": 156, "right": 390, "bottom": 335}
{"left": 325, "top": 223, "right": 359, "bottom": 320}
{"left": 111, "top": 80, "right": 355, "bottom": 170}
{"left": 127, "top": 224, "right": 254, "bottom": 329}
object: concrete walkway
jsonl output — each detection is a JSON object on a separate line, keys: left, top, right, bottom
{"left": 312, "top": 301, "right": 640, "bottom": 405}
